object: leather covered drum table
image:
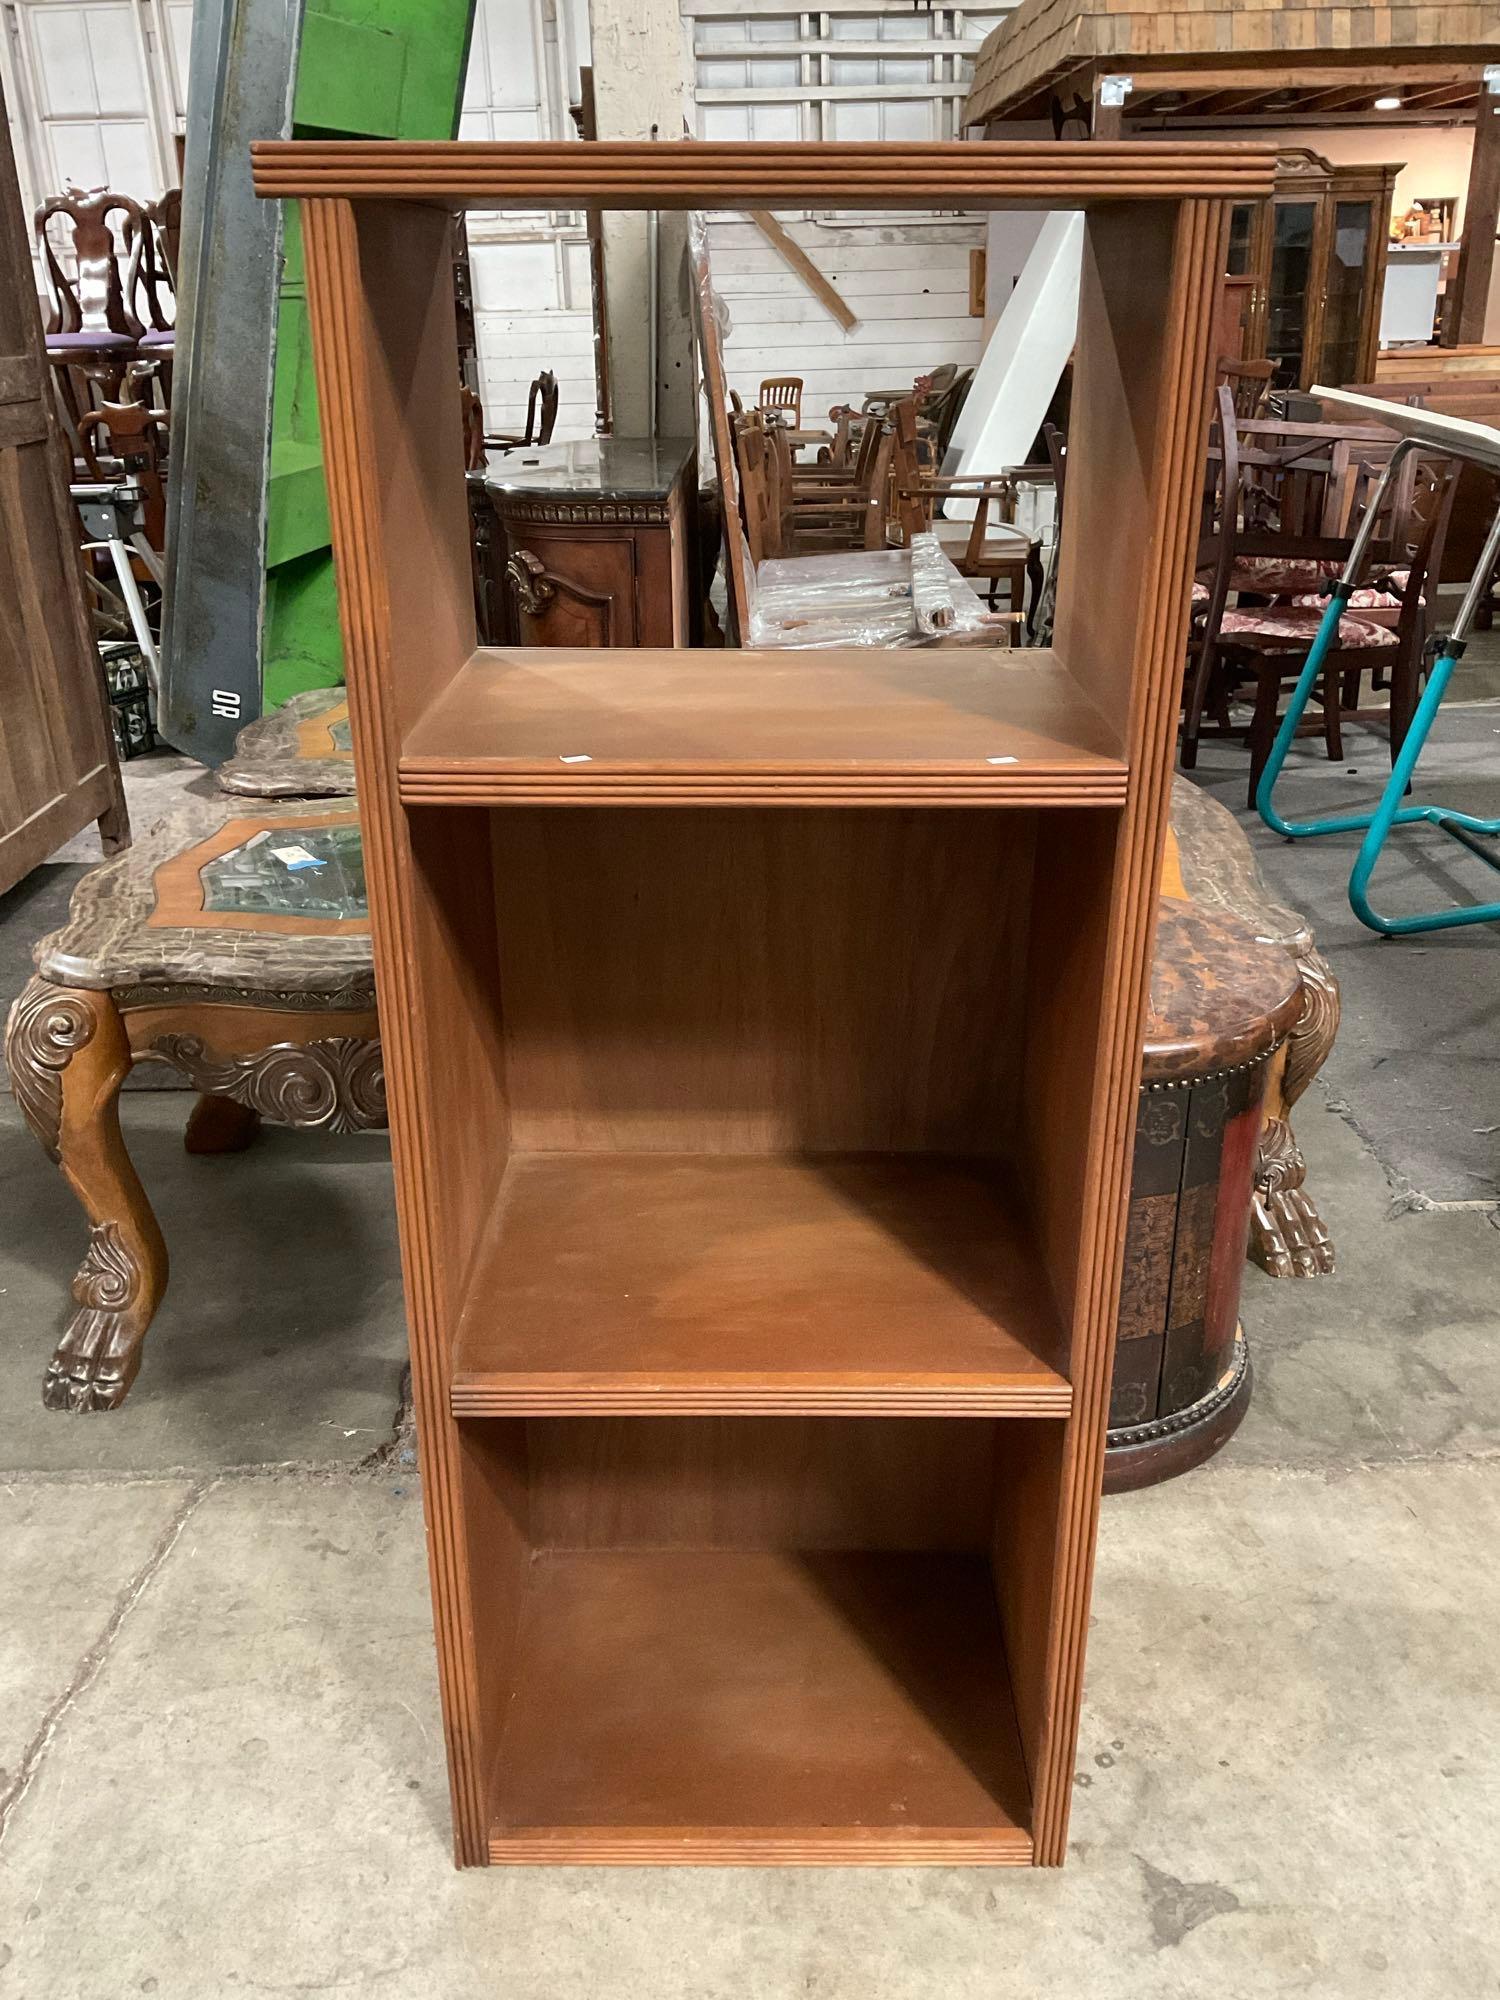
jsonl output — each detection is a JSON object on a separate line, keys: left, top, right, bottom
{"left": 1105, "top": 899, "right": 1302, "bottom": 1492}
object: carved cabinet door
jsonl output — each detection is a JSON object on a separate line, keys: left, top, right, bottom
{"left": 506, "top": 536, "right": 639, "bottom": 647}
{"left": 0, "top": 83, "right": 127, "bottom": 895}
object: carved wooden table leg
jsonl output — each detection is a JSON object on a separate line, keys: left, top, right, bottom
{"left": 183, "top": 1093, "right": 262, "bottom": 1154}
{"left": 1249, "top": 945, "right": 1340, "bottom": 1278}
{"left": 5, "top": 977, "right": 169, "bottom": 1411}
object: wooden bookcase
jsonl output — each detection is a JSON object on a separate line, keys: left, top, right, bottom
{"left": 251, "top": 139, "right": 1273, "bottom": 1869}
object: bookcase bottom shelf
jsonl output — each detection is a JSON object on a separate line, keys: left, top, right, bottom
{"left": 487, "top": 1547, "right": 1034, "bottom": 1866}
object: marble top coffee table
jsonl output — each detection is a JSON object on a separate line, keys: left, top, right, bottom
{"left": 6, "top": 795, "right": 380, "bottom": 1410}
{"left": 215, "top": 686, "right": 357, "bottom": 798}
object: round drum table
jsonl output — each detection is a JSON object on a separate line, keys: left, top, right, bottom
{"left": 1105, "top": 899, "right": 1303, "bottom": 1493}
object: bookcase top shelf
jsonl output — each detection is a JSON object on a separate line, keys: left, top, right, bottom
{"left": 250, "top": 138, "right": 1276, "bottom": 210}
{"left": 400, "top": 645, "right": 1127, "bottom": 807}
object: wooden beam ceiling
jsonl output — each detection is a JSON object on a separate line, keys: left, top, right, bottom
{"left": 964, "top": 0, "right": 1495, "bottom": 128}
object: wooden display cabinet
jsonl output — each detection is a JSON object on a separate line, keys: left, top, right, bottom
{"left": 251, "top": 138, "right": 1273, "bottom": 1869}
{"left": 1223, "top": 150, "right": 1398, "bottom": 390}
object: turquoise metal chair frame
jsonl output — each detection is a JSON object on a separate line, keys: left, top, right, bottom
{"left": 1256, "top": 424, "right": 1500, "bottom": 938}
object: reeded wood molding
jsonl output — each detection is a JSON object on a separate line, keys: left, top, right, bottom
{"left": 299, "top": 196, "right": 492, "bottom": 1868}
{"left": 398, "top": 770, "right": 1129, "bottom": 808}
{"left": 450, "top": 1378, "right": 1074, "bottom": 1418}
{"left": 488, "top": 1828, "right": 1035, "bottom": 1866}
{"left": 1031, "top": 199, "right": 1227, "bottom": 1867}
{"left": 251, "top": 139, "right": 1276, "bottom": 208}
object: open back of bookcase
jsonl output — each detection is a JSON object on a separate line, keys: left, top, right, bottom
{"left": 252, "top": 138, "right": 1272, "bottom": 1867}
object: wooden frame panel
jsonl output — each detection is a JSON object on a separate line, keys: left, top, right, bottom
{"left": 253, "top": 139, "right": 1274, "bottom": 207}
{"left": 300, "top": 197, "right": 506, "bottom": 1865}
{"left": 0, "top": 83, "right": 127, "bottom": 895}
{"left": 283, "top": 141, "right": 1262, "bottom": 1871}
{"left": 1015, "top": 200, "right": 1226, "bottom": 1856}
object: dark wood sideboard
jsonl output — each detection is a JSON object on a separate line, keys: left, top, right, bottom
{"left": 472, "top": 435, "right": 698, "bottom": 648}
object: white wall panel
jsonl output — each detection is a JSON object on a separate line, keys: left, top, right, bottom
{"left": 4, "top": 0, "right": 181, "bottom": 263}
{"left": 708, "top": 215, "right": 984, "bottom": 419}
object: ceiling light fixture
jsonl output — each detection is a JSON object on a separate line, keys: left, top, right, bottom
{"left": 1374, "top": 93, "right": 1402, "bottom": 110}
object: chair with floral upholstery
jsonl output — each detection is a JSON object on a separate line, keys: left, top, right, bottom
{"left": 1192, "top": 443, "right": 1457, "bottom": 806}
{"left": 1184, "top": 391, "right": 1455, "bottom": 799}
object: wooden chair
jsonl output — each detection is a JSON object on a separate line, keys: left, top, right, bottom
{"left": 1234, "top": 461, "right": 1456, "bottom": 807}
{"left": 1216, "top": 356, "right": 1274, "bottom": 420}
{"left": 1183, "top": 392, "right": 1423, "bottom": 771}
{"left": 79, "top": 371, "right": 171, "bottom": 551}
{"left": 129, "top": 190, "right": 181, "bottom": 402}
{"left": 34, "top": 187, "right": 144, "bottom": 435}
{"left": 889, "top": 400, "right": 1042, "bottom": 627}
{"left": 1340, "top": 377, "right": 1500, "bottom": 628}
{"left": 460, "top": 385, "right": 486, "bottom": 473}
{"left": 916, "top": 364, "right": 974, "bottom": 458}
{"left": 758, "top": 375, "right": 803, "bottom": 427}
{"left": 772, "top": 406, "right": 895, "bottom": 554}
{"left": 819, "top": 405, "right": 879, "bottom": 470}
{"left": 486, "top": 370, "right": 559, "bottom": 451}
{"left": 732, "top": 405, "right": 893, "bottom": 561}
{"left": 729, "top": 410, "right": 778, "bottom": 563}
{"left": 1187, "top": 393, "right": 1458, "bottom": 803}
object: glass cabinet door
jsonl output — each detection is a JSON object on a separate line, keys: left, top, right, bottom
{"left": 1316, "top": 198, "right": 1375, "bottom": 388}
{"left": 1226, "top": 201, "right": 1257, "bottom": 276}
{"left": 1266, "top": 199, "right": 1318, "bottom": 389}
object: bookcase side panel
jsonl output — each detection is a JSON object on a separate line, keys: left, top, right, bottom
{"left": 300, "top": 195, "right": 508, "bottom": 1866}
{"left": 1026, "top": 199, "right": 1231, "bottom": 1863}
{"left": 1052, "top": 204, "right": 1176, "bottom": 743}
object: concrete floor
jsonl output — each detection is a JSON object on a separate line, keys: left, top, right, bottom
{"left": 3, "top": 746, "right": 1500, "bottom": 1995}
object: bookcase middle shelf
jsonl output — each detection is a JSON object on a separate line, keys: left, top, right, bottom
{"left": 447, "top": 1152, "right": 1073, "bottom": 1418}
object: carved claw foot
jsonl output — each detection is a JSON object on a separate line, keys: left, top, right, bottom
{"left": 7, "top": 977, "right": 169, "bottom": 1412}
{"left": 43, "top": 1225, "right": 154, "bottom": 1410}
{"left": 1250, "top": 1117, "right": 1335, "bottom": 1278}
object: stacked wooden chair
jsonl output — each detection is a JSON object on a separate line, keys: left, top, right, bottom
{"left": 35, "top": 185, "right": 179, "bottom": 437}
{"left": 1184, "top": 386, "right": 1458, "bottom": 803}
{"left": 757, "top": 374, "right": 803, "bottom": 426}
{"left": 888, "top": 399, "right": 1042, "bottom": 629}
{"left": 484, "top": 370, "right": 559, "bottom": 454}
{"left": 732, "top": 402, "right": 895, "bottom": 561}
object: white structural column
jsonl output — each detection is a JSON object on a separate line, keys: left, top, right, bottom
{"left": 586, "top": 0, "right": 696, "bottom": 436}
{"left": 945, "top": 211, "right": 1084, "bottom": 516}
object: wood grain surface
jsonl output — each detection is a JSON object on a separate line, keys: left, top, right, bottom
{"left": 287, "top": 148, "right": 1238, "bottom": 1870}
{"left": 449, "top": 1154, "right": 1071, "bottom": 1415}
{"left": 401, "top": 645, "right": 1127, "bottom": 806}
{"left": 252, "top": 138, "right": 1276, "bottom": 208}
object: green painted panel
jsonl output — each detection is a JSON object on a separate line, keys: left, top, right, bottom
{"left": 263, "top": 551, "right": 343, "bottom": 710}
{"left": 295, "top": 11, "right": 405, "bottom": 137}
{"left": 267, "top": 442, "right": 330, "bottom": 568}
{"left": 262, "top": 0, "right": 477, "bottom": 707}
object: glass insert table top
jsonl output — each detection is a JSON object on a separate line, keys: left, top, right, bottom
{"left": 329, "top": 716, "right": 352, "bottom": 752}
{"left": 200, "top": 824, "right": 367, "bottom": 921}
